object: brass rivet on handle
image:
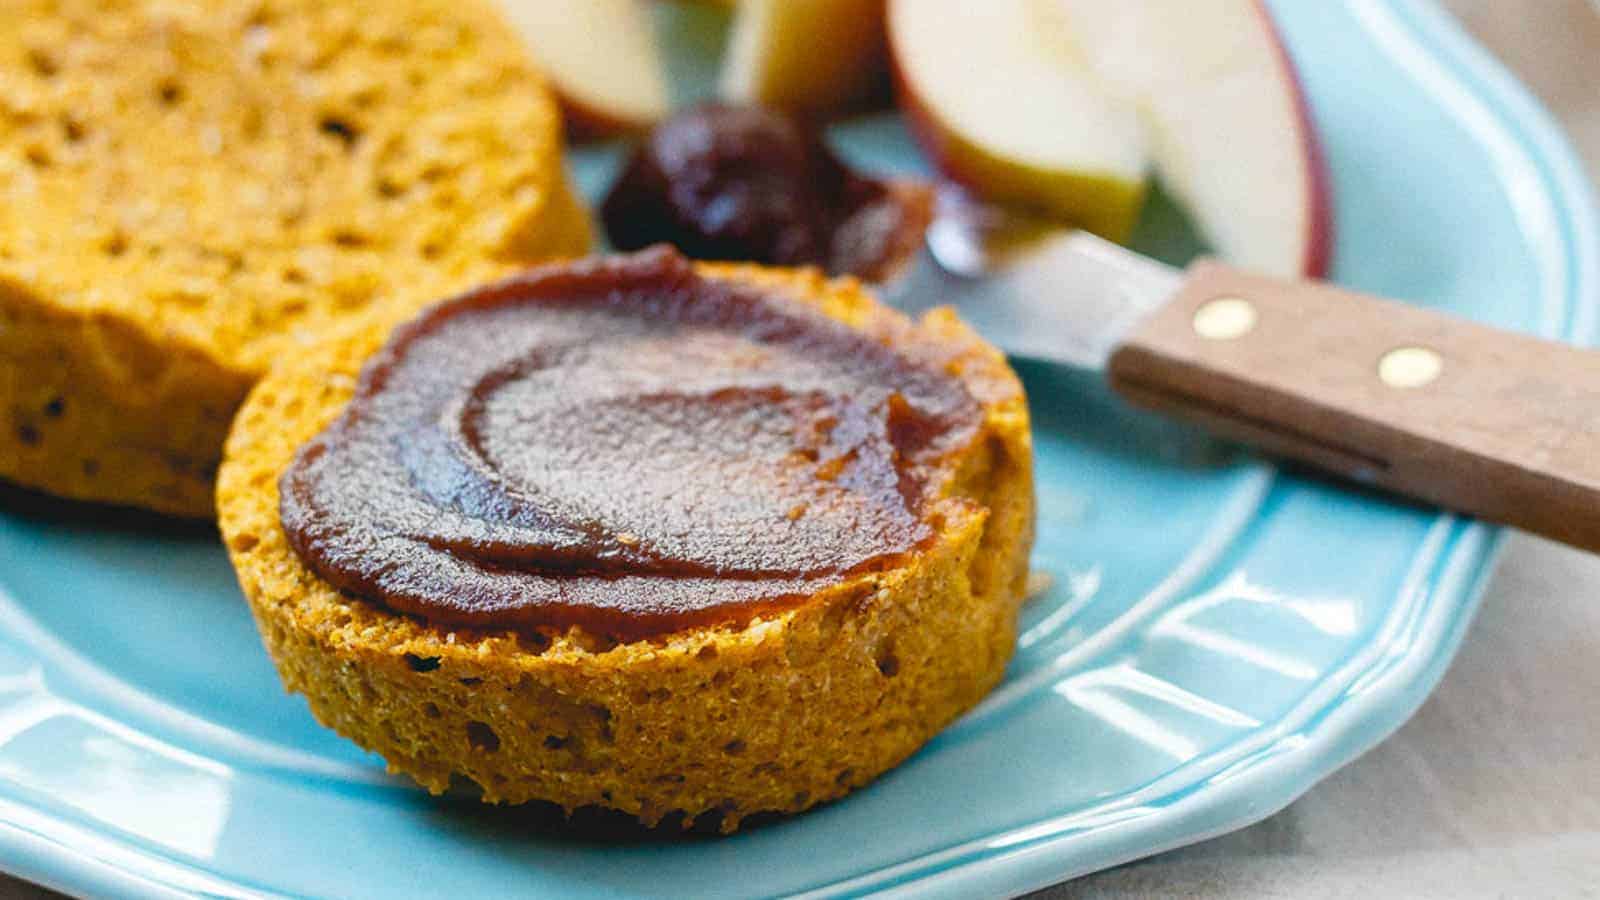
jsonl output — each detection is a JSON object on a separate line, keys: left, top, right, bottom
{"left": 1192, "top": 296, "right": 1258, "bottom": 340}
{"left": 1378, "top": 346, "right": 1444, "bottom": 388}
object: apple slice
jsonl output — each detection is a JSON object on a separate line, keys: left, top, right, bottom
{"left": 499, "top": 0, "right": 670, "bottom": 138}
{"left": 719, "top": 0, "right": 889, "bottom": 117}
{"left": 1057, "top": 0, "right": 1331, "bottom": 276}
{"left": 887, "top": 0, "right": 1150, "bottom": 242}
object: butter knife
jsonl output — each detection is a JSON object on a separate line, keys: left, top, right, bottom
{"left": 882, "top": 205, "right": 1600, "bottom": 553}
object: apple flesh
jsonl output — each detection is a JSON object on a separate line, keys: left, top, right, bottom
{"left": 719, "top": 0, "right": 889, "bottom": 117}
{"left": 500, "top": 0, "right": 671, "bottom": 138}
{"left": 1058, "top": 0, "right": 1331, "bottom": 276}
{"left": 888, "top": 0, "right": 1150, "bottom": 242}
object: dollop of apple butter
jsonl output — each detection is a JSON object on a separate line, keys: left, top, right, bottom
{"left": 601, "top": 104, "right": 931, "bottom": 282}
{"left": 279, "top": 248, "right": 980, "bottom": 639}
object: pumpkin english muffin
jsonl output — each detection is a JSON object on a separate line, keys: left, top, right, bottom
{"left": 218, "top": 247, "right": 1035, "bottom": 831}
{"left": 0, "top": 0, "right": 589, "bottom": 516}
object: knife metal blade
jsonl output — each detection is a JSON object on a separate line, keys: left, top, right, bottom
{"left": 879, "top": 213, "right": 1182, "bottom": 370}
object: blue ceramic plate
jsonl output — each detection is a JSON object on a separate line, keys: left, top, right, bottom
{"left": 0, "top": 1, "right": 1595, "bottom": 897}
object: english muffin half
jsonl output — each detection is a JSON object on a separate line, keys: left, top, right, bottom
{"left": 0, "top": 0, "right": 588, "bottom": 515}
{"left": 218, "top": 248, "right": 1033, "bottom": 831}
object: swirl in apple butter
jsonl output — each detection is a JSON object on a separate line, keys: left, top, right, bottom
{"left": 279, "top": 247, "right": 982, "bottom": 639}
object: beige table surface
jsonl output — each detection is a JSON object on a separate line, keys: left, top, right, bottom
{"left": 5, "top": 2, "right": 1599, "bottom": 898}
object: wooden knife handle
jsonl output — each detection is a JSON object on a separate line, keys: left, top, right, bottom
{"left": 1107, "top": 260, "right": 1600, "bottom": 552}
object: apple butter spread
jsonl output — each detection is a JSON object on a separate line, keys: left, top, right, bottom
{"left": 601, "top": 104, "right": 932, "bottom": 282}
{"left": 279, "top": 247, "right": 982, "bottom": 638}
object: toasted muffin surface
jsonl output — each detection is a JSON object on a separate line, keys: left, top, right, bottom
{"left": 0, "top": 0, "right": 589, "bottom": 515}
{"left": 219, "top": 260, "right": 1034, "bottom": 831}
